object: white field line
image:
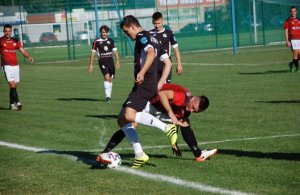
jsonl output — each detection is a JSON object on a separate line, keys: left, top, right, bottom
{"left": 0, "top": 140, "right": 253, "bottom": 195}
{"left": 116, "top": 167, "right": 252, "bottom": 195}
{"left": 102, "top": 133, "right": 300, "bottom": 152}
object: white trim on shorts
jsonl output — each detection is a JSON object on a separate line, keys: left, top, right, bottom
{"left": 2, "top": 65, "right": 20, "bottom": 83}
{"left": 291, "top": 39, "right": 300, "bottom": 50}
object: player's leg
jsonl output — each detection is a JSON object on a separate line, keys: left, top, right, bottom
{"left": 99, "top": 63, "right": 111, "bottom": 101}
{"left": 180, "top": 125, "right": 217, "bottom": 162}
{"left": 135, "top": 103, "right": 177, "bottom": 145}
{"left": 290, "top": 40, "right": 300, "bottom": 72}
{"left": 3, "top": 65, "right": 21, "bottom": 110}
{"left": 118, "top": 106, "right": 149, "bottom": 168}
{"left": 103, "top": 74, "right": 111, "bottom": 101}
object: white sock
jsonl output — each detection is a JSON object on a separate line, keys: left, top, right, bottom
{"left": 104, "top": 81, "right": 110, "bottom": 98}
{"left": 108, "top": 82, "right": 113, "bottom": 98}
{"left": 122, "top": 123, "right": 143, "bottom": 157}
{"left": 135, "top": 112, "right": 167, "bottom": 132}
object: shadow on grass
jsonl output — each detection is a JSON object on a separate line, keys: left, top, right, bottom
{"left": 219, "top": 149, "right": 300, "bottom": 161}
{"left": 57, "top": 97, "right": 100, "bottom": 102}
{"left": 0, "top": 107, "right": 10, "bottom": 110}
{"left": 238, "top": 70, "right": 289, "bottom": 75}
{"left": 85, "top": 114, "right": 118, "bottom": 119}
{"left": 255, "top": 100, "right": 300, "bottom": 104}
{"left": 37, "top": 150, "right": 173, "bottom": 168}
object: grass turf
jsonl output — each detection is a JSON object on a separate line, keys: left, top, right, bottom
{"left": 0, "top": 45, "right": 299, "bottom": 194}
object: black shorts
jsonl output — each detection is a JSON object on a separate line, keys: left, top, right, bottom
{"left": 99, "top": 62, "right": 115, "bottom": 78}
{"left": 122, "top": 83, "right": 156, "bottom": 112}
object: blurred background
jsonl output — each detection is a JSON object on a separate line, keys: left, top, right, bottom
{"left": 0, "top": 0, "right": 299, "bottom": 62}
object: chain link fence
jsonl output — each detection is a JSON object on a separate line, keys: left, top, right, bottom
{"left": 0, "top": 0, "right": 299, "bottom": 62}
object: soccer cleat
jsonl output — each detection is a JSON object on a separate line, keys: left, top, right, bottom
{"left": 9, "top": 104, "right": 18, "bottom": 110}
{"left": 16, "top": 102, "right": 22, "bottom": 110}
{"left": 96, "top": 153, "right": 112, "bottom": 164}
{"left": 165, "top": 124, "right": 177, "bottom": 145}
{"left": 131, "top": 153, "right": 149, "bottom": 168}
{"left": 195, "top": 149, "right": 218, "bottom": 162}
{"left": 105, "top": 97, "right": 111, "bottom": 102}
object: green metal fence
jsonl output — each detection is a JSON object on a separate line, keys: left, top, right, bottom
{"left": 0, "top": 0, "right": 299, "bottom": 62}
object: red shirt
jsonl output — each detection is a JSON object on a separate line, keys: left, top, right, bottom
{"left": 0, "top": 36, "right": 22, "bottom": 66}
{"left": 151, "top": 83, "right": 192, "bottom": 118}
{"left": 284, "top": 17, "right": 300, "bottom": 40}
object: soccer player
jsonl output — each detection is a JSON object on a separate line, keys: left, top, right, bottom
{"left": 150, "top": 12, "right": 183, "bottom": 82}
{"left": 284, "top": 6, "right": 300, "bottom": 72}
{"left": 88, "top": 25, "right": 120, "bottom": 101}
{"left": 112, "top": 15, "right": 176, "bottom": 168}
{"left": 98, "top": 83, "right": 218, "bottom": 163}
{"left": 0, "top": 24, "right": 34, "bottom": 110}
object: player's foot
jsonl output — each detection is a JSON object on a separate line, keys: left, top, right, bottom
{"left": 105, "top": 97, "right": 111, "bottom": 102}
{"left": 131, "top": 153, "right": 149, "bottom": 168}
{"left": 195, "top": 149, "right": 218, "bottom": 162}
{"left": 165, "top": 124, "right": 177, "bottom": 145}
{"left": 96, "top": 153, "right": 112, "bottom": 164}
{"left": 16, "top": 102, "right": 22, "bottom": 110}
{"left": 9, "top": 104, "right": 18, "bottom": 110}
{"left": 288, "top": 62, "right": 293, "bottom": 72}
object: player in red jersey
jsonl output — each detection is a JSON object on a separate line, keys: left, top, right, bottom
{"left": 88, "top": 25, "right": 120, "bottom": 101}
{"left": 284, "top": 6, "right": 300, "bottom": 72}
{"left": 0, "top": 24, "right": 33, "bottom": 110}
{"left": 97, "top": 83, "right": 218, "bottom": 164}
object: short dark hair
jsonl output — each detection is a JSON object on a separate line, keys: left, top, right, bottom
{"left": 152, "top": 12, "right": 163, "bottom": 21}
{"left": 120, "top": 15, "right": 141, "bottom": 28}
{"left": 3, "top": 24, "right": 12, "bottom": 30}
{"left": 290, "top": 6, "right": 297, "bottom": 11}
{"left": 198, "top": 95, "right": 209, "bottom": 112}
{"left": 100, "top": 25, "right": 109, "bottom": 32}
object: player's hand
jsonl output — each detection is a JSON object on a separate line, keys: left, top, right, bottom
{"left": 172, "top": 143, "right": 182, "bottom": 157}
{"left": 286, "top": 41, "right": 291, "bottom": 47}
{"left": 157, "top": 81, "right": 163, "bottom": 91}
{"left": 176, "top": 121, "right": 189, "bottom": 127}
{"left": 176, "top": 63, "right": 183, "bottom": 75}
{"left": 28, "top": 57, "right": 34, "bottom": 63}
{"left": 115, "top": 62, "right": 120, "bottom": 70}
{"left": 135, "top": 72, "right": 144, "bottom": 84}
{"left": 88, "top": 65, "right": 93, "bottom": 73}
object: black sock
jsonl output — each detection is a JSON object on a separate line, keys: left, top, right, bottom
{"left": 9, "top": 89, "right": 14, "bottom": 104}
{"left": 180, "top": 126, "right": 202, "bottom": 158}
{"left": 102, "top": 129, "right": 125, "bottom": 153}
{"left": 293, "top": 59, "right": 299, "bottom": 68}
{"left": 10, "top": 88, "right": 19, "bottom": 104}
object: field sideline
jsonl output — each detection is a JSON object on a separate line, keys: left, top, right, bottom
{"left": 0, "top": 45, "right": 299, "bottom": 194}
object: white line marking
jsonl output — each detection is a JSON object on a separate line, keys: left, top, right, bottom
{"left": 117, "top": 167, "right": 252, "bottom": 195}
{"left": 0, "top": 140, "right": 254, "bottom": 195}
{"left": 1, "top": 133, "right": 298, "bottom": 194}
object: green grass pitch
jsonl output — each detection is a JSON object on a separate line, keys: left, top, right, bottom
{"left": 0, "top": 45, "right": 299, "bottom": 194}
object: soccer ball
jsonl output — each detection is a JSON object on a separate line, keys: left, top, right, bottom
{"left": 99, "top": 151, "right": 122, "bottom": 169}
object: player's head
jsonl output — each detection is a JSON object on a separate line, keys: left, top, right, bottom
{"left": 3, "top": 24, "right": 12, "bottom": 38}
{"left": 120, "top": 15, "right": 141, "bottom": 40}
{"left": 186, "top": 96, "right": 209, "bottom": 113}
{"left": 100, "top": 25, "right": 109, "bottom": 39}
{"left": 152, "top": 12, "right": 164, "bottom": 31}
{"left": 290, "top": 6, "right": 297, "bottom": 17}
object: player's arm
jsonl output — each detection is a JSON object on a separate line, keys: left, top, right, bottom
{"left": 173, "top": 47, "right": 183, "bottom": 75}
{"left": 158, "top": 90, "right": 179, "bottom": 125}
{"left": 113, "top": 49, "right": 120, "bottom": 69}
{"left": 136, "top": 47, "right": 155, "bottom": 84}
{"left": 157, "top": 54, "right": 172, "bottom": 91}
{"left": 19, "top": 47, "right": 33, "bottom": 62}
{"left": 170, "top": 32, "right": 182, "bottom": 75}
{"left": 88, "top": 50, "right": 96, "bottom": 73}
{"left": 284, "top": 28, "right": 291, "bottom": 47}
